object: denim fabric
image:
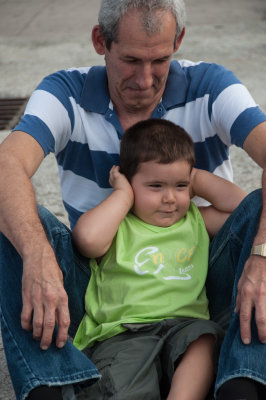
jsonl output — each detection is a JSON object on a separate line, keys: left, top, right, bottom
{"left": 1, "top": 191, "right": 266, "bottom": 400}
{"left": 0, "top": 206, "right": 100, "bottom": 400}
{"left": 206, "top": 189, "right": 266, "bottom": 395}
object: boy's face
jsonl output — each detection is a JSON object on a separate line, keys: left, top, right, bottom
{"left": 131, "top": 160, "right": 191, "bottom": 227}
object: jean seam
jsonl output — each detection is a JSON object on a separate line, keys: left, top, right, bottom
{"left": 209, "top": 230, "right": 232, "bottom": 267}
{"left": 209, "top": 224, "right": 244, "bottom": 269}
{"left": 73, "top": 254, "right": 91, "bottom": 276}
{"left": 51, "top": 230, "right": 91, "bottom": 278}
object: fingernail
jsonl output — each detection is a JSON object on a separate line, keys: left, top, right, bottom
{"left": 57, "top": 342, "right": 65, "bottom": 349}
{"left": 243, "top": 338, "right": 250, "bottom": 345}
{"left": 41, "top": 345, "right": 48, "bottom": 351}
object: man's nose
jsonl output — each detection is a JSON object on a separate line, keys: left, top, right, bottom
{"left": 136, "top": 63, "right": 153, "bottom": 89}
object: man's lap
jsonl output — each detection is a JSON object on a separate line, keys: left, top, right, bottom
{"left": 1, "top": 192, "right": 265, "bottom": 398}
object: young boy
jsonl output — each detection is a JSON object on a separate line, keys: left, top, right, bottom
{"left": 73, "top": 119, "right": 247, "bottom": 400}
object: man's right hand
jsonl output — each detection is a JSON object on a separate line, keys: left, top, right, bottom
{"left": 21, "top": 248, "right": 70, "bottom": 350}
{"left": 0, "top": 132, "right": 70, "bottom": 350}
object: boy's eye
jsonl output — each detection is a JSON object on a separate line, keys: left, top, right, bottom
{"left": 149, "top": 184, "right": 161, "bottom": 188}
{"left": 176, "top": 183, "right": 189, "bottom": 189}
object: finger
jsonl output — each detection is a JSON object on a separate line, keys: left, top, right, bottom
{"left": 254, "top": 292, "right": 266, "bottom": 343}
{"left": 55, "top": 306, "right": 71, "bottom": 349}
{"left": 21, "top": 301, "right": 33, "bottom": 332}
{"left": 112, "top": 165, "right": 120, "bottom": 175}
{"left": 32, "top": 303, "right": 45, "bottom": 341}
{"left": 234, "top": 275, "right": 244, "bottom": 314}
{"left": 110, "top": 165, "right": 118, "bottom": 175}
{"left": 234, "top": 291, "right": 240, "bottom": 314}
{"left": 109, "top": 166, "right": 116, "bottom": 184}
{"left": 239, "top": 298, "right": 253, "bottom": 344}
{"left": 40, "top": 309, "right": 56, "bottom": 350}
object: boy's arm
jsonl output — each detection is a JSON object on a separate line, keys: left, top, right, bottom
{"left": 190, "top": 168, "right": 247, "bottom": 237}
{"left": 72, "top": 166, "right": 134, "bottom": 258}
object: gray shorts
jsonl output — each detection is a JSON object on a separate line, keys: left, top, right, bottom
{"left": 81, "top": 318, "right": 224, "bottom": 400}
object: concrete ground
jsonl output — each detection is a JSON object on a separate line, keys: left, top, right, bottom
{"left": 0, "top": 0, "right": 265, "bottom": 398}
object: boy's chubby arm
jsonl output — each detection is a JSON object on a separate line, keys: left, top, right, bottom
{"left": 72, "top": 166, "right": 134, "bottom": 258}
{"left": 190, "top": 168, "right": 247, "bottom": 237}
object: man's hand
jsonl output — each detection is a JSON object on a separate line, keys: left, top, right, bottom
{"left": 235, "top": 255, "right": 266, "bottom": 344}
{"left": 0, "top": 132, "right": 70, "bottom": 349}
{"left": 21, "top": 247, "right": 70, "bottom": 350}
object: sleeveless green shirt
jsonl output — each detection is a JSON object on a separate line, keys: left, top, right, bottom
{"left": 74, "top": 202, "right": 210, "bottom": 349}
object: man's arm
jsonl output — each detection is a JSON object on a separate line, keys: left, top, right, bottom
{"left": 72, "top": 166, "right": 134, "bottom": 258}
{"left": 0, "top": 131, "right": 70, "bottom": 350}
{"left": 234, "top": 121, "right": 266, "bottom": 344}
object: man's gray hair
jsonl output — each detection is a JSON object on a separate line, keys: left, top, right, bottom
{"left": 98, "top": 0, "right": 186, "bottom": 50}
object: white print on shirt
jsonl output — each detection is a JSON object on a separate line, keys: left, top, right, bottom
{"left": 134, "top": 246, "right": 196, "bottom": 281}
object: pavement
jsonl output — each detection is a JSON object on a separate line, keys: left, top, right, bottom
{"left": 0, "top": 0, "right": 265, "bottom": 398}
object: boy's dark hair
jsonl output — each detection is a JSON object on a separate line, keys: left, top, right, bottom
{"left": 120, "top": 119, "right": 195, "bottom": 181}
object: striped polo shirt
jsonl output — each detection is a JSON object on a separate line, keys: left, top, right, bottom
{"left": 15, "top": 60, "right": 266, "bottom": 229}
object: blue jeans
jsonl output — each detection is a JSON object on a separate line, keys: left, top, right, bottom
{"left": 0, "top": 206, "right": 100, "bottom": 400}
{"left": 0, "top": 190, "right": 265, "bottom": 399}
{"left": 207, "top": 189, "right": 266, "bottom": 395}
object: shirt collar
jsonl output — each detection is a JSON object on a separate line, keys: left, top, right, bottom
{"left": 80, "top": 60, "right": 188, "bottom": 113}
{"left": 162, "top": 60, "right": 188, "bottom": 108}
{"left": 80, "top": 66, "right": 110, "bottom": 113}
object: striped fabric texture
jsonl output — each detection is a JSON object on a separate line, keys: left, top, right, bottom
{"left": 15, "top": 60, "right": 266, "bottom": 228}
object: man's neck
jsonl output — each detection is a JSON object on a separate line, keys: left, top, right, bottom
{"left": 118, "top": 109, "right": 155, "bottom": 132}
{"left": 113, "top": 97, "right": 162, "bottom": 131}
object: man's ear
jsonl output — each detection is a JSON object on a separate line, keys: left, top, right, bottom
{"left": 174, "top": 27, "right": 185, "bottom": 52}
{"left": 91, "top": 25, "right": 106, "bottom": 55}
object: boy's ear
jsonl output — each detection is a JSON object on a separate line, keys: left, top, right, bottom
{"left": 91, "top": 25, "right": 106, "bottom": 55}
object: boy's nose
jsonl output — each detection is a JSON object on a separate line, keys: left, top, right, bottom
{"left": 163, "top": 189, "right": 175, "bottom": 203}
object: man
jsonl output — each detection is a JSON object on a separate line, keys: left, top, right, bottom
{"left": 0, "top": 0, "right": 265, "bottom": 399}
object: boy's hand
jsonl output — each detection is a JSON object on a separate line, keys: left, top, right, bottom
{"left": 109, "top": 166, "right": 134, "bottom": 206}
{"left": 189, "top": 168, "right": 197, "bottom": 198}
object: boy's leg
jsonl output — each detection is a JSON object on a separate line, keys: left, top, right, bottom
{"left": 0, "top": 206, "right": 100, "bottom": 400}
{"left": 206, "top": 189, "right": 266, "bottom": 395}
{"left": 167, "top": 334, "right": 215, "bottom": 400}
{"left": 160, "top": 318, "right": 223, "bottom": 399}
{"left": 81, "top": 328, "right": 163, "bottom": 400}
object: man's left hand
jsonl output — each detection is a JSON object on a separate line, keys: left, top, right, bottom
{"left": 235, "top": 255, "right": 266, "bottom": 344}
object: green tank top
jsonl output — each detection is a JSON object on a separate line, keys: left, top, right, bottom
{"left": 74, "top": 202, "right": 210, "bottom": 349}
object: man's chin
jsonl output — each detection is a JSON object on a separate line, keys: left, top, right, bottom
{"left": 123, "top": 88, "right": 159, "bottom": 102}
{"left": 123, "top": 96, "right": 157, "bottom": 111}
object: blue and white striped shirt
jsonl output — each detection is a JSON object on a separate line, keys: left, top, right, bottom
{"left": 15, "top": 60, "right": 266, "bottom": 229}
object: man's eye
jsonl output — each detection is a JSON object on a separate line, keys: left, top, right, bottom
{"left": 125, "top": 58, "right": 138, "bottom": 64}
{"left": 154, "top": 58, "right": 169, "bottom": 64}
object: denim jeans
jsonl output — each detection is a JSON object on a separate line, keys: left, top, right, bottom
{"left": 0, "top": 190, "right": 265, "bottom": 400}
{"left": 207, "top": 189, "right": 266, "bottom": 395}
{"left": 0, "top": 206, "right": 100, "bottom": 400}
